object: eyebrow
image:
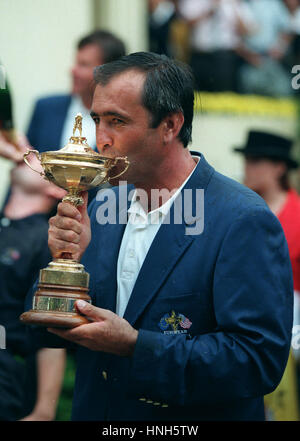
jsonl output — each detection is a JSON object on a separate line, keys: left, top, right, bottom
{"left": 90, "top": 110, "right": 131, "bottom": 122}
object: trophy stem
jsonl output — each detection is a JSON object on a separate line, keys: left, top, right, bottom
{"left": 62, "top": 189, "right": 84, "bottom": 207}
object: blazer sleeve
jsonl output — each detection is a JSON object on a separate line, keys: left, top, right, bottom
{"left": 128, "top": 206, "right": 294, "bottom": 406}
{"left": 26, "top": 99, "right": 42, "bottom": 149}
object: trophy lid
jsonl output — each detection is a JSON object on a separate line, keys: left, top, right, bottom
{"left": 43, "top": 113, "right": 100, "bottom": 159}
{"left": 23, "top": 113, "right": 129, "bottom": 205}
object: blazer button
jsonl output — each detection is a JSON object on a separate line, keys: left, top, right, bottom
{"left": 139, "top": 398, "right": 147, "bottom": 402}
{"left": 153, "top": 402, "right": 161, "bottom": 406}
{"left": 146, "top": 399, "right": 153, "bottom": 404}
{"left": 162, "top": 404, "right": 168, "bottom": 408}
{"left": 102, "top": 370, "right": 108, "bottom": 381}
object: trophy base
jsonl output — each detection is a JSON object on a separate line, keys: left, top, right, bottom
{"left": 19, "top": 258, "right": 92, "bottom": 329}
{"left": 20, "top": 310, "right": 90, "bottom": 328}
{"left": 20, "top": 279, "right": 92, "bottom": 329}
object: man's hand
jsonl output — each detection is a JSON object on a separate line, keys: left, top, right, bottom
{"left": 0, "top": 131, "right": 30, "bottom": 162}
{"left": 48, "top": 192, "right": 91, "bottom": 261}
{"left": 48, "top": 300, "right": 138, "bottom": 356}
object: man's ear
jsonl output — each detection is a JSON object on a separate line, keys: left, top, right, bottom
{"left": 162, "top": 112, "right": 184, "bottom": 144}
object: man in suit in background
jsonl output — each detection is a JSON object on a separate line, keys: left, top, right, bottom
{"left": 27, "top": 52, "right": 293, "bottom": 421}
{"left": 26, "top": 30, "right": 126, "bottom": 153}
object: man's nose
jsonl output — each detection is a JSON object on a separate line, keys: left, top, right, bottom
{"left": 71, "top": 62, "right": 80, "bottom": 76}
{"left": 96, "top": 128, "right": 113, "bottom": 155}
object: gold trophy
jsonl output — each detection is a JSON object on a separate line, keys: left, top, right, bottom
{"left": 20, "top": 113, "right": 129, "bottom": 328}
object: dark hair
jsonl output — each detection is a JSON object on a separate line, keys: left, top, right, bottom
{"left": 93, "top": 52, "right": 195, "bottom": 147}
{"left": 77, "top": 30, "right": 126, "bottom": 64}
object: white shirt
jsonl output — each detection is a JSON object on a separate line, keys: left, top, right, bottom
{"left": 290, "top": 9, "right": 300, "bottom": 35}
{"left": 178, "top": 0, "right": 255, "bottom": 52}
{"left": 59, "top": 95, "right": 96, "bottom": 149}
{"left": 243, "top": 0, "right": 290, "bottom": 53}
{"left": 116, "top": 156, "right": 199, "bottom": 318}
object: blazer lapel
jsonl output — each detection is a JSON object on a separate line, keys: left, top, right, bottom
{"left": 92, "top": 185, "right": 132, "bottom": 312}
{"left": 93, "top": 221, "right": 125, "bottom": 312}
{"left": 123, "top": 218, "right": 195, "bottom": 326}
{"left": 123, "top": 153, "right": 214, "bottom": 326}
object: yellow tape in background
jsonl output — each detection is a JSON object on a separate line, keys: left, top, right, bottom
{"left": 264, "top": 352, "right": 300, "bottom": 421}
{"left": 194, "top": 92, "right": 297, "bottom": 118}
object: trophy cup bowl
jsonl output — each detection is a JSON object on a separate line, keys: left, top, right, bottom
{"left": 19, "top": 114, "right": 129, "bottom": 328}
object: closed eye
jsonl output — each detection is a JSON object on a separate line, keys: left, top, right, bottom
{"left": 92, "top": 116, "right": 100, "bottom": 125}
{"left": 111, "top": 118, "right": 125, "bottom": 125}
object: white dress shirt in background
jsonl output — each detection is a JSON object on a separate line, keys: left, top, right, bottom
{"left": 178, "top": 0, "right": 255, "bottom": 52}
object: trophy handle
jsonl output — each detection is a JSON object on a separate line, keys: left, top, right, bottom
{"left": 108, "top": 156, "right": 130, "bottom": 182}
{"left": 23, "top": 149, "right": 45, "bottom": 177}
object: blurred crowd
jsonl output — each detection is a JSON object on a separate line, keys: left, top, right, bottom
{"left": 148, "top": 0, "right": 300, "bottom": 96}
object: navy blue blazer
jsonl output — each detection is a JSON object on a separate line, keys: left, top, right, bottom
{"left": 27, "top": 95, "right": 71, "bottom": 152}
{"left": 27, "top": 153, "right": 294, "bottom": 421}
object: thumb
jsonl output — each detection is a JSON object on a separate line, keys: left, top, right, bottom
{"left": 75, "top": 300, "right": 103, "bottom": 321}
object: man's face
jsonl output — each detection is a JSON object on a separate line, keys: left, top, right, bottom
{"left": 71, "top": 44, "right": 103, "bottom": 97}
{"left": 91, "top": 70, "right": 163, "bottom": 185}
{"left": 10, "top": 157, "right": 64, "bottom": 198}
{"left": 244, "top": 157, "right": 286, "bottom": 194}
{"left": 11, "top": 157, "right": 46, "bottom": 192}
{"left": 284, "top": 0, "right": 299, "bottom": 13}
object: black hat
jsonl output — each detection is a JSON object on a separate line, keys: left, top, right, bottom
{"left": 234, "top": 130, "right": 298, "bottom": 169}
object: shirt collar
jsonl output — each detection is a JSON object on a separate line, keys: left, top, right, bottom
{"left": 128, "top": 155, "right": 200, "bottom": 223}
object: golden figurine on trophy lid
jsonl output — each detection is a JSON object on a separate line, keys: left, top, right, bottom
{"left": 20, "top": 113, "right": 129, "bottom": 328}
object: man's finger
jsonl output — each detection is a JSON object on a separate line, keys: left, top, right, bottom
{"left": 57, "top": 201, "right": 82, "bottom": 221}
{"left": 49, "top": 216, "right": 82, "bottom": 234}
{"left": 47, "top": 323, "right": 91, "bottom": 338}
{"left": 75, "top": 300, "right": 108, "bottom": 321}
{"left": 47, "top": 327, "right": 72, "bottom": 339}
{"left": 48, "top": 237, "right": 81, "bottom": 259}
{"left": 49, "top": 225, "right": 81, "bottom": 244}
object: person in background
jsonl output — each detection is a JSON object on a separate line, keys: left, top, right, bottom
{"left": 238, "top": 0, "right": 293, "bottom": 96}
{"left": 177, "top": 0, "right": 255, "bottom": 92}
{"left": 234, "top": 130, "right": 300, "bottom": 420}
{"left": 282, "top": 0, "right": 300, "bottom": 68}
{"left": 234, "top": 130, "right": 300, "bottom": 326}
{"left": 0, "top": 133, "right": 66, "bottom": 420}
{"left": 27, "top": 30, "right": 126, "bottom": 153}
{"left": 148, "top": 0, "right": 177, "bottom": 56}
